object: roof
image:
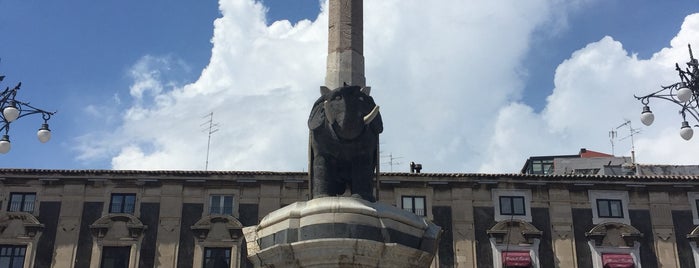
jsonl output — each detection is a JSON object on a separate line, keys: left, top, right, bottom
{"left": 579, "top": 148, "right": 613, "bottom": 158}
{"left": 520, "top": 154, "right": 578, "bottom": 174}
{"left": 520, "top": 148, "right": 614, "bottom": 173}
{"left": 0, "top": 168, "right": 698, "bottom": 185}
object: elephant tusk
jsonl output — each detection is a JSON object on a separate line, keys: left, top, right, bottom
{"left": 363, "top": 105, "right": 380, "bottom": 125}
{"left": 324, "top": 101, "right": 335, "bottom": 123}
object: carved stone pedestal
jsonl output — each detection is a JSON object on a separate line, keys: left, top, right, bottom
{"left": 243, "top": 197, "right": 441, "bottom": 268}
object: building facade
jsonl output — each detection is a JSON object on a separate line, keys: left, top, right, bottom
{"left": 0, "top": 168, "right": 698, "bottom": 267}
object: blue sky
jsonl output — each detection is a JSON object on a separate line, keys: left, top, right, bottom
{"left": 522, "top": 0, "right": 698, "bottom": 109}
{"left": 0, "top": 0, "right": 698, "bottom": 172}
{"left": 0, "top": 0, "right": 219, "bottom": 168}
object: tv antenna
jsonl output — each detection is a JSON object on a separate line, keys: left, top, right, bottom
{"left": 381, "top": 153, "right": 403, "bottom": 172}
{"left": 201, "top": 112, "right": 220, "bottom": 171}
{"left": 616, "top": 119, "right": 641, "bottom": 165}
{"left": 609, "top": 130, "right": 617, "bottom": 156}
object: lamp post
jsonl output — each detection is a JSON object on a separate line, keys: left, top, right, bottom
{"left": 0, "top": 72, "right": 56, "bottom": 154}
{"left": 635, "top": 44, "right": 699, "bottom": 140}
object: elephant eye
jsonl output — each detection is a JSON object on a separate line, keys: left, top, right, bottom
{"left": 358, "top": 96, "right": 364, "bottom": 101}
{"left": 334, "top": 96, "right": 341, "bottom": 100}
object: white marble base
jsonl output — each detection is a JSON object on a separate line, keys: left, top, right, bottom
{"left": 244, "top": 197, "right": 441, "bottom": 268}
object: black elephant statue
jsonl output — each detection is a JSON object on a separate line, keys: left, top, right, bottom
{"left": 308, "top": 85, "right": 382, "bottom": 202}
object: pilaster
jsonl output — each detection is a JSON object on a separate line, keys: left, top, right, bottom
{"left": 549, "top": 187, "right": 577, "bottom": 267}
{"left": 258, "top": 183, "right": 281, "bottom": 222}
{"left": 155, "top": 184, "right": 183, "bottom": 267}
{"left": 452, "top": 187, "right": 476, "bottom": 268}
{"left": 51, "top": 184, "right": 85, "bottom": 268}
{"left": 649, "top": 191, "right": 680, "bottom": 268}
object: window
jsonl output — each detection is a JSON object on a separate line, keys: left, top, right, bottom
{"left": 109, "top": 194, "right": 136, "bottom": 214}
{"left": 590, "top": 190, "right": 630, "bottom": 224}
{"left": 597, "top": 199, "right": 624, "bottom": 218}
{"left": 499, "top": 196, "right": 526, "bottom": 216}
{"left": 493, "top": 189, "right": 532, "bottom": 222}
{"left": 8, "top": 193, "right": 35, "bottom": 213}
{"left": 100, "top": 246, "right": 130, "bottom": 268}
{"left": 401, "top": 196, "right": 425, "bottom": 216}
{"left": 531, "top": 159, "right": 553, "bottom": 174}
{"left": 688, "top": 192, "right": 699, "bottom": 225}
{"left": 203, "top": 247, "right": 231, "bottom": 268}
{"left": 209, "top": 195, "right": 233, "bottom": 215}
{"left": 573, "top": 168, "right": 600, "bottom": 175}
{"left": 0, "top": 245, "right": 25, "bottom": 268}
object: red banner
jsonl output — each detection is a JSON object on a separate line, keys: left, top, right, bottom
{"left": 602, "top": 253, "right": 634, "bottom": 268}
{"left": 502, "top": 251, "right": 531, "bottom": 267}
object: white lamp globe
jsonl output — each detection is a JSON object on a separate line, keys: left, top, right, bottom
{"left": 37, "top": 124, "right": 51, "bottom": 143}
{"left": 640, "top": 106, "right": 654, "bottom": 126}
{"left": 2, "top": 105, "right": 19, "bottom": 122}
{"left": 680, "top": 121, "right": 694, "bottom": 140}
{"left": 677, "top": 87, "right": 693, "bottom": 103}
{"left": 0, "top": 135, "right": 10, "bottom": 154}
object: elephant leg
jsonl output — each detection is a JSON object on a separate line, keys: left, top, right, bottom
{"left": 313, "top": 154, "right": 341, "bottom": 198}
{"left": 312, "top": 154, "right": 330, "bottom": 198}
{"left": 350, "top": 157, "right": 375, "bottom": 202}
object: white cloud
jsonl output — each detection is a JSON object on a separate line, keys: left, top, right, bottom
{"left": 480, "top": 14, "right": 699, "bottom": 172}
{"left": 75, "top": 0, "right": 699, "bottom": 173}
{"left": 128, "top": 55, "right": 167, "bottom": 100}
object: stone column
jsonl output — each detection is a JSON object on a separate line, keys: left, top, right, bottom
{"left": 549, "top": 187, "right": 577, "bottom": 267}
{"left": 452, "top": 187, "right": 476, "bottom": 268}
{"left": 156, "top": 184, "right": 183, "bottom": 267}
{"left": 648, "top": 191, "right": 680, "bottom": 268}
{"left": 325, "top": 0, "right": 366, "bottom": 89}
{"left": 51, "top": 184, "right": 85, "bottom": 268}
{"left": 258, "top": 183, "right": 281, "bottom": 222}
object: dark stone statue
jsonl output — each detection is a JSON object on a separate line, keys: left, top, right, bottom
{"left": 308, "top": 85, "right": 382, "bottom": 202}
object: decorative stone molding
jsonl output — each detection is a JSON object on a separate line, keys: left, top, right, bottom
{"left": 655, "top": 228, "right": 673, "bottom": 241}
{"left": 552, "top": 224, "right": 572, "bottom": 239}
{"left": 89, "top": 214, "right": 146, "bottom": 240}
{"left": 60, "top": 219, "right": 79, "bottom": 233}
{"left": 191, "top": 215, "right": 243, "bottom": 241}
{"left": 159, "top": 218, "right": 179, "bottom": 233}
{"left": 0, "top": 212, "right": 44, "bottom": 238}
{"left": 585, "top": 222, "right": 642, "bottom": 247}
{"left": 487, "top": 220, "right": 542, "bottom": 245}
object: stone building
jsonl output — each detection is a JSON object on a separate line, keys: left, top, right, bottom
{"left": 0, "top": 168, "right": 698, "bottom": 268}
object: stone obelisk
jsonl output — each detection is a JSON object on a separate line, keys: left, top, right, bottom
{"left": 243, "top": 1, "right": 441, "bottom": 267}
{"left": 325, "top": 0, "right": 365, "bottom": 89}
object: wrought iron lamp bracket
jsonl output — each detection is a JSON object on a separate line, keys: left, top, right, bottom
{"left": 0, "top": 83, "right": 56, "bottom": 135}
{"left": 635, "top": 44, "right": 699, "bottom": 131}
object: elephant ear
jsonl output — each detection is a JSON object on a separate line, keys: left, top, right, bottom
{"left": 308, "top": 98, "right": 326, "bottom": 130}
{"left": 320, "top": 86, "right": 330, "bottom": 96}
{"left": 360, "top": 86, "right": 371, "bottom": 96}
{"left": 309, "top": 87, "right": 331, "bottom": 130}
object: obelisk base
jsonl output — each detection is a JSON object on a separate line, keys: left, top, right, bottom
{"left": 243, "top": 197, "right": 441, "bottom": 268}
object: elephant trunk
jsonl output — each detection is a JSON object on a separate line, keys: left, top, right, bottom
{"left": 363, "top": 105, "right": 380, "bottom": 125}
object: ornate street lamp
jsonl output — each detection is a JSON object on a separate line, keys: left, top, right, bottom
{"left": 635, "top": 44, "right": 698, "bottom": 140}
{"left": 0, "top": 72, "right": 56, "bottom": 154}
